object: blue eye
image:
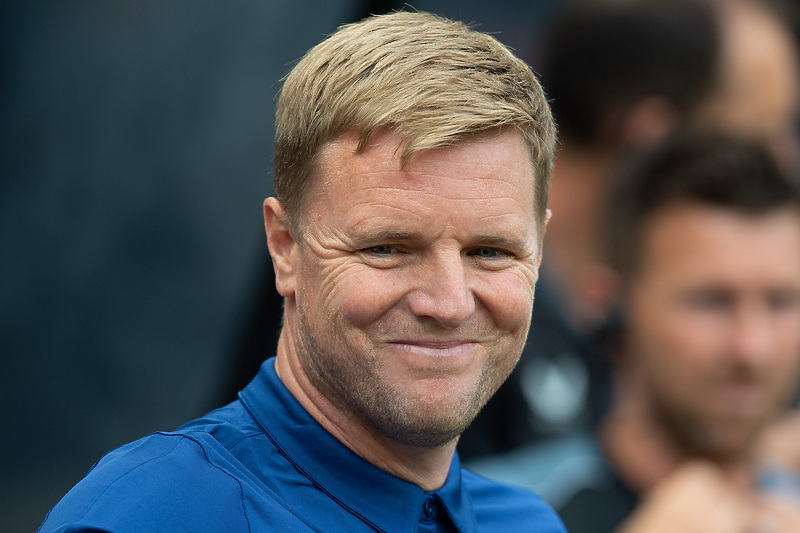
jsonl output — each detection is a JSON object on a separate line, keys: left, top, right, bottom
{"left": 472, "top": 247, "right": 499, "bottom": 258}
{"left": 368, "top": 245, "right": 395, "bottom": 255}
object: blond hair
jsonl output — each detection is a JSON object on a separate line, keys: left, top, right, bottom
{"left": 274, "top": 11, "right": 556, "bottom": 232}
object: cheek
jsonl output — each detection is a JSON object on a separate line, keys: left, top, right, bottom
{"left": 772, "top": 330, "right": 800, "bottom": 390}
{"left": 629, "top": 320, "right": 701, "bottom": 403}
{"left": 774, "top": 357, "right": 800, "bottom": 403}
{"left": 476, "top": 270, "right": 535, "bottom": 331}
{"left": 296, "top": 257, "right": 357, "bottom": 327}
{"left": 774, "top": 311, "right": 800, "bottom": 355}
{"left": 326, "top": 267, "right": 409, "bottom": 327}
{"left": 627, "top": 298, "right": 713, "bottom": 380}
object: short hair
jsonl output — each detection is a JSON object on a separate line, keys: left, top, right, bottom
{"left": 607, "top": 129, "right": 800, "bottom": 278}
{"left": 274, "top": 11, "right": 556, "bottom": 233}
{"left": 539, "top": 0, "right": 719, "bottom": 146}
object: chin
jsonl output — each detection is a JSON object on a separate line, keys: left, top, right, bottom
{"left": 682, "top": 423, "right": 763, "bottom": 463}
{"left": 371, "top": 391, "right": 483, "bottom": 449}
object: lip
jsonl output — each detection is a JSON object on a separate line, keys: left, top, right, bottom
{"left": 387, "top": 340, "right": 479, "bottom": 357}
{"left": 720, "top": 383, "right": 762, "bottom": 401}
{"left": 713, "top": 382, "right": 765, "bottom": 414}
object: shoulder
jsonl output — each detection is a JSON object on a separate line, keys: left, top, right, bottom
{"left": 39, "top": 432, "right": 255, "bottom": 532}
{"left": 39, "top": 420, "right": 308, "bottom": 533}
{"left": 462, "top": 469, "right": 566, "bottom": 533}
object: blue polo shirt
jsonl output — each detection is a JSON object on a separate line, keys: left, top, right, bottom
{"left": 40, "top": 358, "right": 565, "bottom": 532}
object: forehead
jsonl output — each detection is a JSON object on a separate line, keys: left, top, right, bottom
{"left": 720, "top": 2, "right": 800, "bottom": 118}
{"left": 636, "top": 203, "right": 800, "bottom": 286}
{"left": 318, "top": 128, "right": 532, "bottom": 182}
{"left": 303, "top": 129, "right": 537, "bottom": 234}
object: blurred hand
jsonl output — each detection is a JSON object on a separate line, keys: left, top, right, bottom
{"left": 617, "top": 460, "right": 800, "bottom": 533}
{"left": 617, "top": 461, "right": 754, "bottom": 533}
{"left": 751, "top": 497, "right": 800, "bottom": 532}
{"left": 756, "top": 410, "right": 800, "bottom": 474}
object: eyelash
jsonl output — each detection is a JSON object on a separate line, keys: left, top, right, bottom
{"left": 366, "top": 245, "right": 396, "bottom": 255}
{"left": 469, "top": 247, "right": 503, "bottom": 259}
{"left": 363, "top": 245, "right": 513, "bottom": 259}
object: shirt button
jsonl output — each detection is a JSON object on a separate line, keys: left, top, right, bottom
{"left": 423, "top": 496, "right": 436, "bottom": 521}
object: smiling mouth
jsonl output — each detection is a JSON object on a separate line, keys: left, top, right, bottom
{"left": 387, "top": 341, "right": 479, "bottom": 357}
{"left": 716, "top": 383, "right": 765, "bottom": 411}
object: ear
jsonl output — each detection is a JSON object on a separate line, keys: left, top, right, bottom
{"left": 536, "top": 208, "right": 552, "bottom": 270}
{"left": 619, "top": 96, "right": 679, "bottom": 149}
{"left": 264, "top": 197, "right": 297, "bottom": 298}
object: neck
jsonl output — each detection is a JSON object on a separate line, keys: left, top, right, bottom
{"left": 601, "top": 377, "right": 755, "bottom": 495}
{"left": 273, "top": 318, "right": 455, "bottom": 491}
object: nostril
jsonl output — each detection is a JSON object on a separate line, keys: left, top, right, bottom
{"left": 407, "top": 287, "right": 475, "bottom": 328}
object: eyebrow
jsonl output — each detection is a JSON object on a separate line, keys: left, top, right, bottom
{"left": 351, "top": 228, "right": 417, "bottom": 243}
{"left": 471, "top": 234, "right": 535, "bottom": 255}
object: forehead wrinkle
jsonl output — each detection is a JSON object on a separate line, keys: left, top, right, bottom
{"left": 362, "top": 187, "right": 531, "bottom": 214}
{"left": 345, "top": 189, "right": 536, "bottom": 243}
{"left": 402, "top": 168, "right": 534, "bottom": 196}
{"left": 475, "top": 211, "right": 537, "bottom": 240}
{"left": 348, "top": 201, "right": 438, "bottom": 229}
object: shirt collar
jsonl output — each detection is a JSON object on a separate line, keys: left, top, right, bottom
{"left": 239, "top": 358, "right": 477, "bottom": 533}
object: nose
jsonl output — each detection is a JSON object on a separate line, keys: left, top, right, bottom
{"left": 729, "top": 304, "right": 774, "bottom": 367}
{"left": 406, "top": 251, "right": 476, "bottom": 328}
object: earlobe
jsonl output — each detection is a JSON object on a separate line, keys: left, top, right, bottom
{"left": 264, "top": 198, "right": 297, "bottom": 297}
{"left": 536, "top": 209, "right": 552, "bottom": 269}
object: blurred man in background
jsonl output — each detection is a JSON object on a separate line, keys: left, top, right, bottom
{"left": 596, "top": 131, "right": 800, "bottom": 532}
{"left": 476, "top": 130, "right": 800, "bottom": 532}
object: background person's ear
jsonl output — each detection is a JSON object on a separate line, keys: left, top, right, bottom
{"left": 617, "top": 96, "right": 679, "bottom": 149}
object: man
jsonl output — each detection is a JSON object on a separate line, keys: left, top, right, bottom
{"left": 589, "top": 131, "right": 800, "bottom": 533}
{"left": 459, "top": 0, "right": 800, "bottom": 461}
{"left": 39, "top": 11, "right": 564, "bottom": 532}
{"left": 476, "top": 131, "right": 800, "bottom": 532}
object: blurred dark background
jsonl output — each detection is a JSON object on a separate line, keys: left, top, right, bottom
{"left": 0, "top": 1, "right": 557, "bottom": 530}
